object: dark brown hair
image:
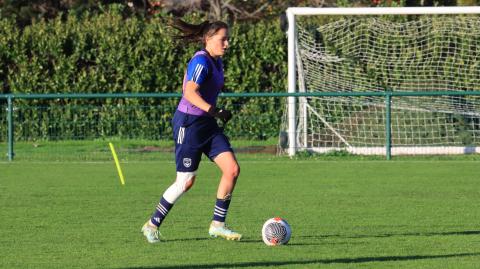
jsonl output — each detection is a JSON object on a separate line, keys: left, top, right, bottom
{"left": 170, "top": 18, "right": 228, "bottom": 44}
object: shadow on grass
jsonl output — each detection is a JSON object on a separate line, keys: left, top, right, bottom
{"left": 165, "top": 238, "right": 362, "bottom": 246}
{"left": 118, "top": 252, "right": 480, "bottom": 269}
{"left": 162, "top": 237, "right": 210, "bottom": 243}
{"left": 298, "top": 230, "right": 480, "bottom": 240}
{"left": 160, "top": 230, "right": 480, "bottom": 245}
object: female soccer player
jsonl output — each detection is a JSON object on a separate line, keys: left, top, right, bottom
{"left": 141, "top": 19, "right": 242, "bottom": 243}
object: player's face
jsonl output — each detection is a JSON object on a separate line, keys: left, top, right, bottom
{"left": 206, "top": 28, "right": 229, "bottom": 58}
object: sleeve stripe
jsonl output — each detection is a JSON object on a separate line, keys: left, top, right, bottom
{"left": 193, "top": 64, "right": 204, "bottom": 83}
{"left": 195, "top": 66, "right": 203, "bottom": 82}
{"left": 192, "top": 64, "right": 200, "bottom": 82}
{"left": 192, "top": 64, "right": 201, "bottom": 82}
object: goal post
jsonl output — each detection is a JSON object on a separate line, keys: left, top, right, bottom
{"left": 286, "top": 7, "right": 480, "bottom": 157}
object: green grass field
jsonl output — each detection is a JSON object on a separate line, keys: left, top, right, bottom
{"left": 1, "top": 154, "right": 480, "bottom": 269}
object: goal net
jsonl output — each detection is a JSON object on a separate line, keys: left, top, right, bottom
{"left": 285, "top": 7, "right": 480, "bottom": 156}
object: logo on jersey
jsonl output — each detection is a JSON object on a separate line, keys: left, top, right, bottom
{"left": 183, "top": 158, "right": 192, "bottom": 168}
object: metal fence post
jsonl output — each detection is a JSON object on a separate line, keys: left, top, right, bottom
{"left": 7, "top": 95, "right": 14, "bottom": 161}
{"left": 385, "top": 93, "right": 392, "bottom": 160}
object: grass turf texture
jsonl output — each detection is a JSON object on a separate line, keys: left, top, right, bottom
{"left": 1, "top": 157, "right": 480, "bottom": 268}
{"left": 1, "top": 139, "right": 279, "bottom": 162}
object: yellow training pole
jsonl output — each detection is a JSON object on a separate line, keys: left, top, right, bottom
{"left": 109, "top": 142, "right": 125, "bottom": 186}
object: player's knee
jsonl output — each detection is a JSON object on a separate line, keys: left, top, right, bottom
{"left": 163, "top": 171, "right": 197, "bottom": 204}
{"left": 224, "top": 163, "right": 240, "bottom": 180}
{"left": 177, "top": 171, "right": 196, "bottom": 192}
{"left": 183, "top": 176, "right": 196, "bottom": 192}
{"left": 234, "top": 164, "right": 240, "bottom": 179}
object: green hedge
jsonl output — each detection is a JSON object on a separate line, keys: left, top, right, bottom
{"left": 2, "top": 11, "right": 287, "bottom": 94}
{"left": 0, "top": 7, "right": 287, "bottom": 141}
{"left": 4, "top": 7, "right": 477, "bottom": 143}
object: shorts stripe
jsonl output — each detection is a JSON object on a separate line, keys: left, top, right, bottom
{"left": 177, "top": 127, "right": 185, "bottom": 144}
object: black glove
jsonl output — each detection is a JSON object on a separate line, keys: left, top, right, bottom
{"left": 208, "top": 106, "right": 232, "bottom": 124}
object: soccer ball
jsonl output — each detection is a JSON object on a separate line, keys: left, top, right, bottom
{"left": 261, "top": 217, "right": 291, "bottom": 246}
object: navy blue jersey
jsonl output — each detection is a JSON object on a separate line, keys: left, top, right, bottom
{"left": 173, "top": 50, "right": 232, "bottom": 172}
{"left": 177, "top": 50, "right": 224, "bottom": 116}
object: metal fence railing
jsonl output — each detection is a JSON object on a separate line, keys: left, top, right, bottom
{"left": 0, "top": 93, "right": 286, "bottom": 161}
{"left": 1, "top": 91, "right": 480, "bottom": 161}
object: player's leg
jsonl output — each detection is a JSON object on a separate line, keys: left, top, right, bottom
{"left": 142, "top": 113, "right": 202, "bottom": 243}
{"left": 206, "top": 134, "right": 242, "bottom": 240}
{"left": 142, "top": 173, "right": 195, "bottom": 243}
{"left": 214, "top": 151, "right": 240, "bottom": 200}
{"left": 143, "top": 171, "right": 196, "bottom": 225}
{"left": 142, "top": 145, "right": 201, "bottom": 243}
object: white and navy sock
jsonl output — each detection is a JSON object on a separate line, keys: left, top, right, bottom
{"left": 212, "top": 198, "right": 231, "bottom": 223}
{"left": 150, "top": 197, "right": 173, "bottom": 227}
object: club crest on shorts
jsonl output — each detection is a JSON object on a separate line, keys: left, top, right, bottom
{"left": 183, "top": 158, "right": 192, "bottom": 168}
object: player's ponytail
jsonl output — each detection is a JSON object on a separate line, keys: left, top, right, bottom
{"left": 170, "top": 18, "right": 228, "bottom": 44}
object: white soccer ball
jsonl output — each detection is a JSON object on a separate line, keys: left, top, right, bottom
{"left": 261, "top": 217, "right": 291, "bottom": 246}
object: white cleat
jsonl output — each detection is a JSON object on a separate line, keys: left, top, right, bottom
{"left": 209, "top": 224, "right": 242, "bottom": 241}
{"left": 141, "top": 222, "right": 161, "bottom": 243}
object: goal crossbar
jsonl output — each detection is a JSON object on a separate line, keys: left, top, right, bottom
{"left": 287, "top": 6, "right": 480, "bottom": 16}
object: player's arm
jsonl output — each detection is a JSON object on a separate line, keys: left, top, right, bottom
{"left": 183, "top": 56, "right": 231, "bottom": 122}
{"left": 183, "top": 56, "right": 212, "bottom": 112}
{"left": 184, "top": 81, "right": 231, "bottom": 122}
{"left": 183, "top": 81, "right": 212, "bottom": 112}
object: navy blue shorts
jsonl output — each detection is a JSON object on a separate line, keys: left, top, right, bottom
{"left": 172, "top": 110, "right": 233, "bottom": 172}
